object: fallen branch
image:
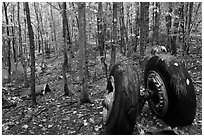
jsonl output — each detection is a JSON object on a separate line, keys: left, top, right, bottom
{"left": 17, "top": 107, "right": 48, "bottom": 126}
{"left": 35, "top": 108, "right": 48, "bottom": 117}
{"left": 75, "top": 123, "right": 84, "bottom": 134}
{"left": 72, "top": 82, "right": 81, "bottom": 85}
{"left": 191, "top": 78, "right": 202, "bottom": 88}
{"left": 47, "top": 55, "right": 59, "bottom": 64}
{"left": 59, "top": 100, "right": 78, "bottom": 109}
{"left": 79, "top": 113, "right": 90, "bottom": 119}
{"left": 193, "top": 81, "right": 202, "bottom": 88}
{"left": 2, "top": 103, "right": 17, "bottom": 109}
{"left": 92, "top": 75, "right": 106, "bottom": 83}
{"left": 47, "top": 2, "right": 60, "bottom": 11}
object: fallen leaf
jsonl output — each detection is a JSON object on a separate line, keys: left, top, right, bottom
{"left": 42, "top": 118, "right": 47, "bottom": 122}
{"left": 48, "top": 124, "right": 53, "bottom": 128}
{"left": 89, "top": 118, "right": 94, "bottom": 123}
{"left": 83, "top": 119, "right": 88, "bottom": 126}
{"left": 42, "top": 126, "right": 46, "bottom": 131}
{"left": 22, "top": 124, "right": 29, "bottom": 129}
{"left": 39, "top": 124, "right": 43, "bottom": 127}
{"left": 94, "top": 124, "right": 102, "bottom": 131}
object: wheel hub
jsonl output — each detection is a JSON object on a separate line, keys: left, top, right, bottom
{"left": 147, "top": 70, "right": 168, "bottom": 117}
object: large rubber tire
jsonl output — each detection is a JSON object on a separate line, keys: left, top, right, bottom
{"left": 144, "top": 54, "right": 196, "bottom": 128}
{"left": 101, "top": 62, "right": 140, "bottom": 134}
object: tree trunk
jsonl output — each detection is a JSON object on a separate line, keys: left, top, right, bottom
{"left": 119, "top": 2, "right": 126, "bottom": 55}
{"left": 97, "top": 2, "right": 104, "bottom": 57}
{"left": 178, "top": 2, "right": 185, "bottom": 55}
{"left": 154, "top": 2, "right": 160, "bottom": 45}
{"left": 125, "top": 4, "right": 130, "bottom": 55}
{"left": 18, "top": 2, "right": 22, "bottom": 57}
{"left": 50, "top": 4, "right": 58, "bottom": 54}
{"left": 65, "top": 3, "right": 72, "bottom": 71}
{"left": 65, "top": 5, "right": 72, "bottom": 45}
{"left": 186, "top": 2, "right": 193, "bottom": 55}
{"left": 61, "top": 3, "right": 69, "bottom": 67}
{"left": 183, "top": 3, "right": 189, "bottom": 55}
{"left": 171, "top": 3, "right": 179, "bottom": 55}
{"left": 24, "top": 2, "right": 36, "bottom": 106}
{"left": 140, "top": 2, "right": 149, "bottom": 59}
{"left": 62, "top": 2, "right": 71, "bottom": 96}
{"left": 134, "top": 3, "right": 140, "bottom": 53}
{"left": 34, "top": 3, "right": 41, "bottom": 54}
{"left": 18, "top": 2, "right": 28, "bottom": 87}
{"left": 37, "top": 31, "right": 40, "bottom": 53}
{"left": 59, "top": 2, "right": 72, "bottom": 71}
{"left": 165, "top": 4, "right": 172, "bottom": 53}
{"left": 23, "top": 17, "right": 28, "bottom": 58}
{"left": 39, "top": 3, "right": 45, "bottom": 63}
{"left": 77, "top": 2, "right": 92, "bottom": 104}
{"left": 109, "top": 2, "right": 118, "bottom": 72}
{"left": 97, "top": 2, "right": 107, "bottom": 78}
{"left": 11, "top": 4, "right": 17, "bottom": 64}
{"left": 3, "top": 2, "right": 11, "bottom": 83}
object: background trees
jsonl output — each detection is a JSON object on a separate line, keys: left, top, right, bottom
{"left": 2, "top": 1, "right": 202, "bottom": 103}
{"left": 3, "top": 2, "right": 11, "bottom": 83}
{"left": 2, "top": 2, "right": 201, "bottom": 71}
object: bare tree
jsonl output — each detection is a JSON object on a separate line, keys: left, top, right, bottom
{"left": 178, "top": 2, "right": 185, "bottom": 55}
{"left": 11, "top": 4, "right": 17, "bottom": 65}
{"left": 109, "top": 2, "right": 118, "bottom": 72}
{"left": 185, "top": 2, "right": 194, "bottom": 55}
{"left": 97, "top": 2, "right": 104, "bottom": 57}
{"left": 133, "top": 2, "right": 140, "bottom": 53}
{"left": 153, "top": 2, "right": 160, "bottom": 45}
{"left": 97, "top": 2, "right": 108, "bottom": 79}
{"left": 77, "top": 2, "right": 92, "bottom": 104}
{"left": 119, "top": 2, "right": 126, "bottom": 55}
{"left": 50, "top": 4, "right": 58, "bottom": 54}
{"left": 183, "top": 3, "right": 189, "bottom": 55}
{"left": 125, "top": 3, "right": 130, "bottom": 55}
{"left": 3, "top": 2, "right": 11, "bottom": 83}
{"left": 140, "top": 2, "right": 149, "bottom": 58}
{"left": 18, "top": 2, "right": 28, "bottom": 87}
{"left": 61, "top": 2, "right": 71, "bottom": 96}
{"left": 34, "top": 2, "right": 41, "bottom": 53}
{"left": 39, "top": 3, "right": 45, "bottom": 63}
{"left": 24, "top": 2, "right": 36, "bottom": 106}
{"left": 170, "top": 3, "right": 178, "bottom": 55}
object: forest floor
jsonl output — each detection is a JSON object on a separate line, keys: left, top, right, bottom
{"left": 2, "top": 47, "right": 202, "bottom": 135}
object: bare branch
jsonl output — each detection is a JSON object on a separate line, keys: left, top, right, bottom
{"left": 47, "top": 2, "right": 60, "bottom": 11}
{"left": 58, "top": 2, "right": 62, "bottom": 9}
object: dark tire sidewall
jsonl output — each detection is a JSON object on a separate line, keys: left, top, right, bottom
{"left": 102, "top": 63, "right": 140, "bottom": 134}
{"left": 144, "top": 55, "right": 196, "bottom": 127}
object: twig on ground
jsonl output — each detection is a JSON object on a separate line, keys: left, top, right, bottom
{"left": 187, "top": 64, "right": 201, "bottom": 70}
{"left": 79, "top": 113, "right": 90, "bottom": 119}
{"left": 75, "top": 123, "right": 84, "bottom": 134}
{"left": 16, "top": 107, "right": 48, "bottom": 126}
{"left": 2, "top": 103, "right": 17, "bottom": 109}
{"left": 59, "top": 100, "right": 78, "bottom": 109}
